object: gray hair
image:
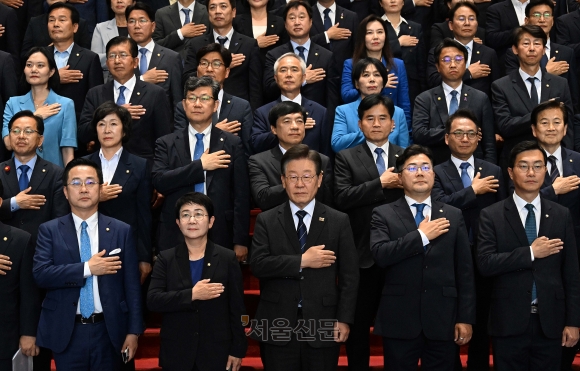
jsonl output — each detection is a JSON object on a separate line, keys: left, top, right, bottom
{"left": 273, "top": 52, "right": 307, "bottom": 75}
{"left": 183, "top": 76, "right": 220, "bottom": 100}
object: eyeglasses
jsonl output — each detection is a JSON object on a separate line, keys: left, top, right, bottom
{"left": 285, "top": 174, "right": 317, "bottom": 184}
{"left": 180, "top": 212, "right": 208, "bottom": 221}
{"left": 68, "top": 179, "right": 100, "bottom": 188}
{"left": 185, "top": 94, "right": 215, "bottom": 103}
{"left": 456, "top": 16, "right": 476, "bottom": 23}
{"left": 199, "top": 60, "right": 225, "bottom": 69}
{"left": 514, "top": 163, "right": 546, "bottom": 173}
{"left": 531, "top": 12, "right": 552, "bottom": 19}
{"left": 450, "top": 130, "right": 477, "bottom": 140}
{"left": 10, "top": 128, "right": 39, "bottom": 136}
{"left": 107, "top": 52, "right": 132, "bottom": 60}
{"left": 403, "top": 165, "right": 432, "bottom": 173}
{"left": 440, "top": 55, "right": 465, "bottom": 64}
{"left": 127, "top": 18, "right": 151, "bottom": 26}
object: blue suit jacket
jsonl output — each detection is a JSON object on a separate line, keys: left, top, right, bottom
{"left": 33, "top": 214, "right": 143, "bottom": 353}
{"left": 341, "top": 57, "right": 411, "bottom": 129}
{"left": 331, "top": 97, "right": 409, "bottom": 153}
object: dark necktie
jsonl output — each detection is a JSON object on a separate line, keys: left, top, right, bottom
{"left": 193, "top": 133, "right": 205, "bottom": 193}
{"left": 413, "top": 203, "right": 427, "bottom": 250}
{"left": 296, "top": 46, "right": 306, "bottom": 61}
{"left": 524, "top": 204, "right": 538, "bottom": 302}
{"left": 527, "top": 77, "right": 538, "bottom": 105}
{"left": 79, "top": 221, "right": 94, "bottom": 318}
{"left": 217, "top": 36, "right": 228, "bottom": 47}
{"left": 182, "top": 8, "right": 191, "bottom": 25}
{"left": 459, "top": 162, "right": 471, "bottom": 188}
{"left": 323, "top": 8, "right": 332, "bottom": 31}
{"left": 375, "top": 147, "right": 385, "bottom": 175}
{"left": 117, "top": 86, "right": 126, "bottom": 106}
{"left": 540, "top": 54, "right": 548, "bottom": 69}
{"left": 139, "top": 48, "right": 148, "bottom": 75}
{"left": 548, "top": 155, "right": 560, "bottom": 183}
{"left": 296, "top": 210, "right": 307, "bottom": 307}
{"left": 18, "top": 165, "right": 30, "bottom": 191}
{"left": 449, "top": 90, "right": 459, "bottom": 115}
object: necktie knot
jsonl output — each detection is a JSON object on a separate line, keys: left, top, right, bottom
{"left": 296, "top": 210, "right": 307, "bottom": 220}
{"left": 182, "top": 8, "right": 191, "bottom": 24}
{"left": 374, "top": 147, "right": 384, "bottom": 156}
{"left": 195, "top": 133, "right": 205, "bottom": 142}
{"left": 217, "top": 36, "right": 228, "bottom": 46}
{"left": 450, "top": 90, "right": 458, "bottom": 98}
{"left": 459, "top": 162, "right": 471, "bottom": 188}
{"left": 296, "top": 46, "right": 306, "bottom": 61}
{"left": 323, "top": 8, "right": 331, "bottom": 15}
{"left": 413, "top": 203, "right": 426, "bottom": 214}
{"left": 527, "top": 77, "right": 537, "bottom": 84}
{"left": 81, "top": 221, "right": 88, "bottom": 231}
{"left": 548, "top": 155, "right": 557, "bottom": 167}
{"left": 18, "top": 164, "right": 30, "bottom": 174}
{"left": 412, "top": 203, "right": 426, "bottom": 228}
{"left": 459, "top": 162, "right": 470, "bottom": 170}
{"left": 525, "top": 203, "right": 534, "bottom": 213}
{"left": 18, "top": 165, "right": 30, "bottom": 191}
{"left": 139, "top": 48, "right": 147, "bottom": 56}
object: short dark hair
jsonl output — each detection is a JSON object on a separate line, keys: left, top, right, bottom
{"left": 449, "top": 1, "right": 479, "bottom": 20}
{"left": 508, "top": 140, "right": 548, "bottom": 168}
{"left": 396, "top": 144, "right": 434, "bottom": 172}
{"left": 8, "top": 110, "right": 45, "bottom": 135}
{"left": 352, "top": 57, "right": 388, "bottom": 88}
{"left": 62, "top": 158, "right": 104, "bottom": 185}
{"left": 268, "top": 101, "right": 306, "bottom": 128}
{"left": 531, "top": 99, "right": 568, "bottom": 126}
{"left": 357, "top": 94, "right": 395, "bottom": 120}
{"left": 434, "top": 38, "right": 468, "bottom": 63}
{"left": 512, "top": 25, "right": 547, "bottom": 47}
{"left": 174, "top": 192, "right": 215, "bottom": 220}
{"left": 23, "top": 47, "right": 60, "bottom": 91}
{"left": 106, "top": 36, "right": 138, "bottom": 58}
{"left": 91, "top": 101, "right": 132, "bottom": 144}
{"left": 47, "top": 2, "right": 80, "bottom": 24}
{"left": 183, "top": 76, "right": 220, "bottom": 100}
{"left": 196, "top": 43, "right": 232, "bottom": 68}
{"left": 125, "top": 2, "right": 155, "bottom": 22}
{"left": 280, "top": 144, "right": 322, "bottom": 175}
{"left": 445, "top": 109, "right": 480, "bottom": 133}
{"left": 283, "top": 0, "right": 312, "bottom": 20}
{"left": 208, "top": 0, "right": 236, "bottom": 9}
{"left": 525, "top": 0, "right": 554, "bottom": 17}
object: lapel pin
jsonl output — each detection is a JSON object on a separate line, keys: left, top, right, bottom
{"left": 546, "top": 84, "right": 549, "bottom": 88}
{"left": 126, "top": 170, "right": 130, "bottom": 173}
{"left": 227, "top": 100, "right": 231, "bottom": 104}
{"left": 439, "top": 209, "right": 443, "bottom": 212}
{"left": 545, "top": 214, "right": 549, "bottom": 218}
{"left": 437, "top": 97, "right": 441, "bottom": 100}
{"left": 106, "top": 228, "right": 110, "bottom": 232}
{"left": 306, "top": 112, "right": 309, "bottom": 116}
{"left": 42, "top": 169, "right": 46, "bottom": 172}
{"left": 570, "top": 159, "right": 573, "bottom": 162}
{"left": 271, "top": 24, "right": 274, "bottom": 27}
{"left": 220, "top": 137, "right": 224, "bottom": 141}
{"left": 3, "top": 237, "right": 6, "bottom": 241}
{"left": 341, "top": 13, "right": 344, "bottom": 19}
{"left": 555, "top": 50, "right": 558, "bottom": 54}
{"left": 464, "top": 93, "right": 467, "bottom": 96}
{"left": 76, "top": 53, "right": 79, "bottom": 56}
{"left": 235, "top": 42, "right": 238, "bottom": 46}
{"left": 476, "top": 51, "right": 480, "bottom": 54}
{"left": 479, "top": 167, "right": 482, "bottom": 170}
{"left": 207, "top": 263, "right": 211, "bottom": 266}
{"left": 3, "top": 166, "right": 9, "bottom": 174}
{"left": 315, "top": 53, "right": 318, "bottom": 56}
{"left": 137, "top": 92, "right": 141, "bottom": 95}
{"left": 319, "top": 217, "right": 325, "bottom": 221}
{"left": 395, "top": 154, "right": 399, "bottom": 157}
{"left": 157, "top": 53, "right": 161, "bottom": 56}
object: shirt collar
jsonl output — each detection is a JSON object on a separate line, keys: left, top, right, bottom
{"left": 450, "top": 155, "right": 474, "bottom": 170}
{"left": 289, "top": 199, "right": 316, "bottom": 217}
{"left": 213, "top": 27, "right": 234, "bottom": 42}
{"left": 178, "top": 1, "right": 195, "bottom": 13}
{"left": 317, "top": 2, "right": 336, "bottom": 17}
{"left": 281, "top": 93, "right": 302, "bottom": 105}
{"left": 14, "top": 155, "right": 38, "bottom": 171}
{"left": 546, "top": 38, "right": 551, "bottom": 52}
{"left": 54, "top": 42, "right": 74, "bottom": 55}
{"left": 365, "top": 140, "right": 390, "bottom": 159}
{"left": 519, "top": 67, "right": 542, "bottom": 82}
{"left": 189, "top": 120, "right": 212, "bottom": 137}
{"left": 442, "top": 81, "right": 463, "bottom": 97}
{"left": 114, "top": 75, "right": 137, "bottom": 92}
{"left": 99, "top": 147, "right": 123, "bottom": 162}
{"left": 511, "top": 0, "right": 529, "bottom": 8}
{"left": 405, "top": 195, "right": 432, "bottom": 209}
{"left": 290, "top": 38, "right": 311, "bottom": 50}
{"left": 454, "top": 38, "right": 474, "bottom": 52}
{"left": 512, "top": 191, "right": 541, "bottom": 212}
{"left": 279, "top": 144, "right": 287, "bottom": 154}
{"left": 544, "top": 145, "right": 562, "bottom": 162}
{"left": 139, "top": 39, "right": 155, "bottom": 53}
{"left": 72, "top": 211, "right": 99, "bottom": 232}
{"left": 381, "top": 14, "right": 408, "bottom": 26}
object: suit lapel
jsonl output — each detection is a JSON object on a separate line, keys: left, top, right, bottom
{"left": 441, "top": 159, "right": 464, "bottom": 192}
{"left": 104, "top": 81, "right": 115, "bottom": 102}
{"left": 434, "top": 86, "right": 449, "bottom": 124}
{"left": 175, "top": 129, "right": 192, "bottom": 167}
{"left": 505, "top": 1, "right": 520, "bottom": 29}
{"left": 110, "top": 150, "right": 133, "bottom": 188}
{"left": 228, "top": 32, "right": 242, "bottom": 54}
{"left": 504, "top": 197, "right": 532, "bottom": 247}
{"left": 98, "top": 214, "right": 113, "bottom": 254}
{"left": 66, "top": 44, "right": 83, "bottom": 70}
{"left": 2, "top": 159, "right": 20, "bottom": 196}
{"left": 28, "top": 157, "right": 49, "bottom": 191}
{"left": 129, "top": 79, "right": 147, "bottom": 105}
{"left": 356, "top": 143, "right": 380, "bottom": 179}
{"left": 170, "top": 3, "right": 183, "bottom": 31}
{"left": 0, "top": 223, "right": 12, "bottom": 255}
{"left": 305, "top": 202, "right": 326, "bottom": 251}
{"left": 207, "top": 126, "right": 225, "bottom": 190}
{"left": 458, "top": 85, "right": 470, "bottom": 109}
{"left": 278, "top": 202, "right": 301, "bottom": 254}
{"left": 562, "top": 147, "right": 574, "bottom": 177}
{"left": 148, "top": 44, "right": 164, "bottom": 70}
{"left": 201, "top": 240, "right": 220, "bottom": 280}
{"left": 387, "top": 143, "right": 402, "bottom": 169}
{"left": 511, "top": 72, "right": 535, "bottom": 111}
{"left": 59, "top": 214, "right": 81, "bottom": 262}
{"left": 392, "top": 197, "right": 418, "bottom": 235}
{"left": 306, "top": 44, "right": 321, "bottom": 68}
{"left": 192, "top": 2, "right": 206, "bottom": 25}
{"left": 175, "top": 242, "right": 194, "bottom": 288}
{"left": 311, "top": 7, "right": 325, "bottom": 35}
{"left": 538, "top": 198, "right": 553, "bottom": 237}
{"left": 218, "top": 92, "right": 233, "bottom": 122}
{"left": 426, "top": 201, "right": 447, "bottom": 254}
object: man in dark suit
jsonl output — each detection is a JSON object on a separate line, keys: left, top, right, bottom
{"left": 334, "top": 94, "right": 404, "bottom": 371}
{"left": 486, "top": 0, "right": 526, "bottom": 71}
{"left": 0, "top": 50, "right": 17, "bottom": 162}
{"left": 0, "top": 2, "right": 20, "bottom": 67}
{"left": 431, "top": 109, "right": 505, "bottom": 371}
{"left": 492, "top": 25, "right": 576, "bottom": 172}
{"left": 414, "top": 38, "right": 496, "bottom": 166}
{"left": 2, "top": 0, "right": 42, "bottom": 43}
{"left": 250, "top": 143, "right": 359, "bottom": 370}
{"left": 252, "top": 53, "right": 329, "bottom": 155}
{"left": 430, "top": 0, "right": 486, "bottom": 49}
{"left": 152, "top": 76, "right": 250, "bottom": 260}
{"left": 555, "top": 6, "right": 580, "bottom": 73}
{"left": 153, "top": 0, "right": 209, "bottom": 57}
{"left": 249, "top": 101, "right": 333, "bottom": 211}
{"left": 183, "top": 0, "right": 263, "bottom": 109}
{"left": 175, "top": 43, "right": 254, "bottom": 157}
{"left": 47, "top": 2, "right": 104, "bottom": 122}
{"left": 69, "top": 0, "right": 107, "bottom": 36}
{"left": 370, "top": 144, "right": 476, "bottom": 371}
{"left": 263, "top": 0, "right": 340, "bottom": 111}
{"left": 477, "top": 140, "right": 580, "bottom": 371}
{"left": 127, "top": 2, "right": 184, "bottom": 110}
{"left": 427, "top": 2, "right": 499, "bottom": 98}
{"left": 79, "top": 36, "right": 172, "bottom": 161}
{"left": 33, "top": 158, "right": 144, "bottom": 370}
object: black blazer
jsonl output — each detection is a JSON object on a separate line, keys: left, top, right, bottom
{"left": 432, "top": 158, "right": 506, "bottom": 239}
{"left": 485, "top": 0, "right": 520, "bottom": 67}
{"left": 84, "top": 150, "right": 153, "bottom": 263}
{"left": 0, "top": 157, "right": 69, "bottom": 243}
{"left": 249, "top": 201, "right": 359, "bottom": 346}
{"left": 412, "top": 84, "right": 497, "bottom": 165}
{"left": 0, "top": 223, "right": 39, "bottom": 360}
{"left": 147, "top": 241, "right": 247, "bottom": 371}
{"left": 248, "top": 145, "right": 334, "bottom": 211}
{"left": 387, "top": 18, "right": 426, "bottom": 86}
{"left": 0, "top": 51, "right": 17, "bottom": 162}
{"left": 264, "top": 41, "right": 340, "bottom": 110}
{"left": 233, "top": 12, "right": 288, "bottom": 64}
{"left": 0, "top": 3, "right": 20, "bottom": 68}
{"left": 427, "top": 41, "right": 500, "bottom": 97}
{"left": 152, "top": 126, "right": 250, "bottom": 250}
{"left": 429, "top": 22, "right": 486, "bottom": 49}
{"left": 78, "top": 79, "right": 172, "bottom": 161}
{"left": 334, "top": 142, "right": 404, "bottom": 268}
{"left": 370, "top": 197, "right": 476, "bottom": 340}
{"left": 183, "top": 31, "right": 264, "bottom": 110}
{"left": 555, "top": 9, "right": 580, "bottom": 62}
{"left": 49, "top": 44, "right": 104, "bottom": 120}
{"left": 477, "top": 197, "right": 580, "bottom": 338}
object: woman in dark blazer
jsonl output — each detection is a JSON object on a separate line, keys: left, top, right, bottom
{"left": 148, "top": 192, "right": 247, "bottom": 371}
{"left": 233, "top": 0, "right": 288, "bottom": 63}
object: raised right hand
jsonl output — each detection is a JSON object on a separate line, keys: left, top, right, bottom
{"left": 88, "top": 250, "right": 122, "bottom": 276}
{"left": 531, "top": 236, "right": 563, "bottom": 258}
{"left": 181, "top": 23, "right": 207, "bottom": 38}
{"left": 418, "top": 216, "right": 450, "bottom": 240}
{"left": 100, "top": 182, "right": 123, "bottom": 202}
{"left": 15, "top": 187, "right": 46, "bottom": 210}
{"left": 305, "top": 64, "right": 326, "bottom": 84}
{"left": 201, "top": 149, "right": 231, "bottom": 170}
{"left": 553, "top": 175, "right": 580, "bottom": 195}
{"left": 191, "top": 278, "right": 224, "bottom": 300}
{"left": 215, "top": 119, "right": 241, "bottom": 134}
{"left": 0, "top": 254, "right": 11, "bottom": 275}
{"left": 301, "top": 245, "right": 336, "bottom": 269}
{"left": 471, "top": 173, "right": 499, "bottom": 195}
{"left": 142, "top": 67, "right": 169, "bottom": 84}
{"left": 34, "top": 103, "right": 61, "bottom": 119}
{"left": 256, "top": 34, "right": 279, "bottom": 48}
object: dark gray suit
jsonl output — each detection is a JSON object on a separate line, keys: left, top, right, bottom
{"left": 0, "top": 51, "right": 17, "bottom": 162}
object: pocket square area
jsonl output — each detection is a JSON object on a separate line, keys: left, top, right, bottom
{"left": 109, "top": 248, "right": 121, "bottom": 255}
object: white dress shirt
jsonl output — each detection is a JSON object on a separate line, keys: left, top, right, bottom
{"left": 512, "top": 192, "right": 541, "bottom": 262}
{"left": 188, "top": 123, "right": 212, "bottom": 194}
{"left": 455, "top": 39, "right": 474, "bottom": 67}
{"left": 451, "top": 155, "right": 475, "bottom": 180}
{"left": 405, "top": 195, "right": 432, "bottom": 246}
{"left": 545, "top": 38, "right": 551, "bottom": 59}
{"left": 11, "top": 155, "right": 38, "bottom": 212}
{"left": 381, "top": 14, "right": 408, "bottom": 36}
{"left": 99, "top": 147, "right": 123, "bottom": 184}
{"left": 281, "top": 93, "right": 302, "bottom": 105}
{"left": 213, "top": 27, "right": 235, "bottom": 49}
{"left": 511, "top": 0, "right": 530, "bottom": 25}
{"left": 545, "top": 146, "right": 563, "bottom": 178}
{"left": 317, "top": 2, "right": 336, "bottom": 43}
{"left": 442, "top": 81, "right": 463, "bottom": 112}
{"left": 519, "top": 67, "right": 542, "bottom": 105}
{"left": 113, "top": 75, "right": 136, "bottom": 104}
{"left": 289, "top": 199, "right": 315, "bottom": 232}
{"left": 73, "top": 211, "right": 103, "bottom": 314}
{"left": 138, "top": 39, "right": 155, "bottom": 80}
{"left": 177, "top": 1, "right": 196, "bottom": 40}
{"left": 366, "top": 140, "right": 390, "bottom": 171}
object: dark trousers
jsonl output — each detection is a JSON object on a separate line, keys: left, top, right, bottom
{"left": 492, "top": 313, "right": 562, "bottom": 371}
{"left": 383, "top": 332, "right": 457, "bottom": 371}
{"left": 345, "top": 264, "right": 384, "bottom": 371}
{"left": 466, "top": 264, "right": 493, "bottom": 371}
{"left": 260, "top": 337, "right": 340, "bottom": 371}
{"left": 53, "top": 320, "right": 121, "bottom": 371}
{"left": 561, "top": 345, "right": 580, "bottom": 371}
{"left": 0, "top": 358, "right": 11, "bottom": 371}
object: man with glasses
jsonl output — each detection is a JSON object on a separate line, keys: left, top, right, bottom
{"left": 477, "top": 140, "right": 580, "bottom": 371}
{"left": 33, "top": 157, "right": 143, "bottom": 370}
{"left": 79, "top": 36, "right": 172, "bottom": 161}
{"left": 152, "top": 76, "right": 250, "bottom": 260}
{"left": 413, "top": 38, "right": 496, "bottom": 166}
{"left": 370, "top": 144, "right": 475, "bottom": 371}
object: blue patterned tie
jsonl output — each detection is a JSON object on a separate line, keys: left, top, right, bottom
{"left": 117, "top": 86, "right": 126, "bottom": 106}
{"left": 18, "top": 165, "right": 30, "bottom": 191}
{"left": 296, "top": 46, "right": 306, "bottom": 61}
{"left": 528, "top": 77, "right": 538, "bottom": 105}
{"left": 459, "top": 162, "right": 471, "bottom": 188}
{"left": 296, "top": 210, "right": 307, "bottom": 307}
{"left": 413, "top": 203, "right": 427, "bottom": 250}
{"left": 139, "top": 48, "right": 148, "bottom": 75}
{"left": 79, "top": 221, "right": 94, "bottom": 318}
{"left": 375, "top": 148, "right": 385, "bottom": 175}
{"left": 524, "top": 204, "right": 538, "bottom": 302}
{"left": 182, "top": 8, "right": 191, "bottom": 25}
{"left": 193, "top": 133, "right": 205, "bottom": 193}
{"left": 449, "top": 90, "right": 459, "bottom": 115}
{"left": 465, "top": 45, "right": 471, "bottom": 67}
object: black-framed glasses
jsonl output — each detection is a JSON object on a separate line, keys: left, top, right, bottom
{"left": 285, "top": 174, "right": 317, "bottom": 184}
{"left": 68, "top": 179, "right": 100, "bottom": 188}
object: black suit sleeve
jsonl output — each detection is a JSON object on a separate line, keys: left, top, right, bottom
{"left": 86, "top": 52, "right": 105, "bottom": 93}
{"left": 248, "top": 156, "right": 287, "bottom": 211}
{"left": 135, "top": 164, "right": 153, "bottom": 263}
{"left": 153, "top": 13, "right": 184, "bottom": 51}
{"left": 240, "top": 100, "right": 255, "bottom": 157}
{"left": 556, "top": 18, "right": 580, "bottom": 60}
{"left": 480, "top": 96, "right": 497, "bottom": 164}
{"left": 263, "top": 50, "right": 281, "bottom": 99}
{"left": 247, "top": 40, "right": 264, "bottom": 110}
{"left": 168, "top": 51, "right": 184, "bottom": 107}
{"left": 174, "top": 102, "right": 188, "bottom": 131}
{"left": 485, "top": 5, "right": 512, "bottom": 50}
{"left": 491, "top": 81, "right": 531, "bottom": 139}
{"left": 78, "top": 88, "right": 100, "bottom": 146}
{"left": 152, "top": 86, "right": 173, "bottom": 139}
{"left": 147, "top": 252, "right": 195, "bottom": 312}
{"left": 152, "top": 138, "right": 205, "bottom": 195}
{"left": 52, "top": 166, "right": 70, "bottom": 218}
{"left": 335, "top": 213, "right": 359, "bottom": 324}
{"left": 19, "top": 234, "right": 41, "bottom": 337}
{"left": 431, "top": 171, "right": 478, "bottom": 208}
{"left": 562, "top": 210, "right": 580, "bottom": 326}
{"left": 230, "top": 137, "right": 250, "bottom": 247}
{"left": 412, "top": 93, "right": 446, "bottom": 145}
{"left": 453, "top": 212, "right": 476, "bottom": 325}
{"left": 334, "top": 151, "right": 384, "bottom": 211}
{"left": 227, "top": 251, "right": 248, "bottom": 357}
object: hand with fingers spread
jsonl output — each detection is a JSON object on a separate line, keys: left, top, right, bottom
{"left": 88, "top": 250, "right": 122, "bottom": 275}
{"left": 301, "top": 245, "right": 336, "bottom": 268}
{"left": 327, "top": 23, "right": 351, "bottom": 40}
{"left": 546, "top": 57, "right": 569, "bottom": 76}
{"left": 418, "top": 216, "right": 450, "bottom": 240}
{"left": 100, "top": 182, "right": 123, "bottom": 202}
{"left": 59, "top": 66, "right": 83, "bottom": 84}
{"left": 385, "top": 73, "right": 398, "bottom": 89}
{"left": 531, "top": 236, "right": 563, "bottom": 258}
{"left": 305, "top": 64, "right": 326, "bottom": 84}
{"left": 192, "top": 278, "right": 224, "bottom": 300}
{"left": 15, "top": 187, "right": 46, "bottom": 209}
{"left": 215, "top": 119, "right": 241, "bottom": 134}
{"left": 34, "top": 103, "right": 61, "bottom": 120}
{"left": 257, "top": 34, "right": 279, "bottom": 48}
{"left": 471, "top": 173, "right": 499, "bottom": 195}
{"left": 200, "top": 149, "right": 231, "bottom": 170}
{"left": 121, "top": 104, "right": 146, "bottom": 120}
{"left": 142, "top": 67, "right": 169, "bottom": 84}
{"left": 0, "top": 0, "right": 24, "bottom": 8}
{"left": 468, "top": 61, "right": 491, "bottom": 79}
{"left": 553, "top": 175, "right": 580, "bottom": 195}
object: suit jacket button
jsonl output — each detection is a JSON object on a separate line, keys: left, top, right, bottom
{"left": 527, "top": 291, "right": 531, "bottom": 294}
{"left": 194, "top": 332, "right": 198, "bottom": 336}
{"left": 301, "top": 276, "right": 304, "bottom": 280}
{"left": 424, "top": 266, "right": 428, "bottom": 269}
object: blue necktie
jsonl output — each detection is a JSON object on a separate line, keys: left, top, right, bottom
{"left": 296, "top": 46, "right": 306, "bottom": 61}
{"left": 375, "top": 147, "right": 385, "bottom": 175}
{"left": 18, "top": 165, "right": 30, "bottom": 191}
{"left": 540, "top": 54, "right": 548, "bottom": 69}
{"left": 524, "top": 204, "right": 538, "bottom": 302}
{"left": 182, "top": 8, "right": 191, "bottom": 25}
{"left": 323, "top": 8, "right": 332, "bottom": 31}
{"left": 193, "top": 133, "right": 205, "bottom": 193}
{"left": 79, "top": 221, "right": 95, "bottom": 318}
{"left": 217, "top": 36, "right": 228, "bottom": 47}
{"left": 296, "top": 210, "right": 307, "bottom": 307}
{"left": 527, "top": 77, "right": 539, "bottom": 105}
{"left": 465, "top": 45, "right": 471, "bottom": 67}
{"left": 548, "top": 155, "right": 560, "bottom": 183}
{"left": 413, "top": 203, "right": 426, "bottom": 227}
{"left": 459, "top": 162, "right": 471, "bottom": 188}
{"left": 139, "top": 48, "right": 148, "bottom": 75}
{"left": 117, "top": 86, "right": 126, "bottom": 106}
{"left": 449, "top": 90, "right": 459, "bottom": 115}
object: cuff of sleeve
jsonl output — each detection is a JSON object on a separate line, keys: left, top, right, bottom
{"left": 325, "top": 32, "right": 330, "bottom": 44}
{"left": 10, "top": 197, "right": 19, "bottom": 212}
{"left": 139, "top": 75, "right": 144, "bottom": 81}
{"left": 60, "top": 139, "right": 78, "bottom": 148}
{"left": 177, "top": 29, "right": 184, "bottom": 40}
{"left": 83, "top": 262, "right": 91, "bottom": 278}
{"left": 418, "top": 230, "right": 429, "bottom": 246}
{"left": 530, "top": 246, "right": 535, "bottom": 262}
{"left": 302, "top": 80, "right": 307, "bottom": 86}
